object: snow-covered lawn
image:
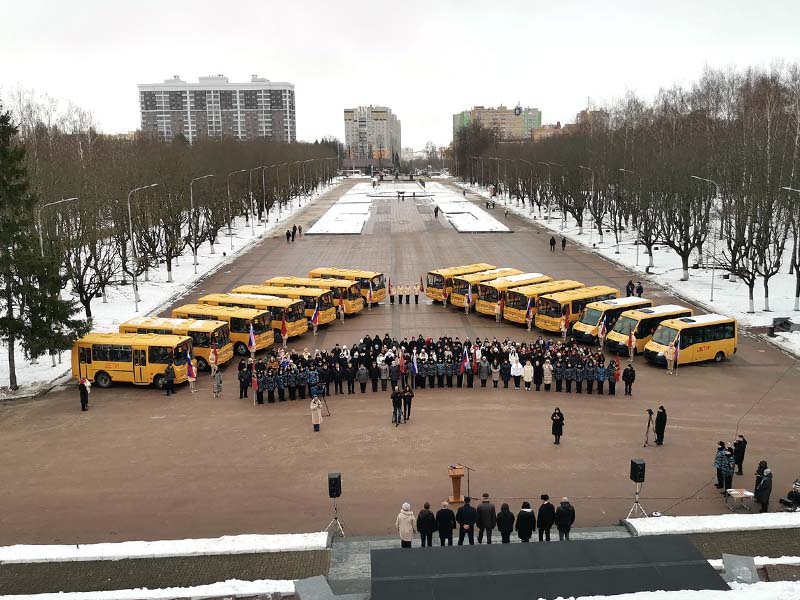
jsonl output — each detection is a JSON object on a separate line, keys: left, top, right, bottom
{"left": 624, "top": 512, "right": 800, "bottom": 536}
{"left": 459, "top": 183, "right": 800, "bottom": 356}
{"left": 0, "top": 182, "right": 341, "bottom": 399}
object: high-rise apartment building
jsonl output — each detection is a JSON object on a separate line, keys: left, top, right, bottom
{"left": 453, "top": 105, "right": 542, "bottom": 141}
{"left": 343, "top": 106, "right": 401, "bottom": 164}
{"left": 138, "top": 75, "right": 296, "bottom": 142}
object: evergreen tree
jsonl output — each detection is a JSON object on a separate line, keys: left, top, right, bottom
{"left": 0, "top": 104, "right": 87, "bottom": 390}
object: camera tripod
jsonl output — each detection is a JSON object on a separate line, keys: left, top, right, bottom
{"left": 626, "top": 481, "right": 649, "bottom": 519}
{"left": 643, "top": 411, "right": 654, "bottom": 447}
{"left": 325, "top": 498, "right": 345, "bottom": 537}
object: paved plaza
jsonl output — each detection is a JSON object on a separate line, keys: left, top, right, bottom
{"left": 1, "top": 179, "right": 798, "bottom": 545}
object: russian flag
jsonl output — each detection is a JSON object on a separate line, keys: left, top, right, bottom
{"left": 186, "top": 349, "right": 195, "bottom": 378}
{"left": 525, "top": 297, "right": 533, "bottom": 320}
{"left": 419, "top": 276, "right": 425, "bottom": 293}
{"left": 599, "top": 316, "right": 607, "bottom": 338}
{"left": 674, "top": 333, "right": 681, "bottom": 364}
{"left": 311, "top": 302, "right": 320, "bottom": 326}
{"left": 459, "top": 347, "right": 469, "bottom": 374}
{"left": 248, "top": 323, "right": 256, "bottom": 352}
{"left": 411, "top": 350, "right": 418, "bottom": 377}
{"left": 627, "top": 325, "right": 634, "bottom": 351}
{"left": 472, "top": 346, "right": 479, "bottom": 373}
{"left": 280, "top": 312, "right": 288, "bottom": 337}
{"left": 466, "top": 285, "right": 473, "bottom": 305}
{"left": 368, "top": 282, "right": 374, "bottom": 304}
{"left": 399, "top": 351, "right": 406, "bottom": 374}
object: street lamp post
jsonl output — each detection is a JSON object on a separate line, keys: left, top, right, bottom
{"left": 249, "top": 167, "right": 265, "bottom": 235}
{"left": 619, "top": 168, "right": 641, "bottom": 263}
{"left": 226, "top": 169, "right": 247, "bottom": 250}
{"left": 301, "top": 159, "right": 314, "bottom": 203}
{"left": 691, "top": 175, "right": 721, "bottom": 301}
{"left": 127, "top": 183, "right": 159, "bottom": 312}
{"left": 189, "top": 174, "right": 214, "bottom": 274}
{"left": 579, "top": 165, "right": 594, "bottom": 238}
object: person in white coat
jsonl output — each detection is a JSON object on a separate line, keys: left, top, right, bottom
{"left": 510, "top": 359, "right": 523, "bottom": 390}
{"left": 310, "top": 397, "right": 323, "bottom": 432}
{"left": 522, "top": 360, "right": 534, "bottom": 391}
{"left": 396, "top": 502, "right": 416, "bottom": 548}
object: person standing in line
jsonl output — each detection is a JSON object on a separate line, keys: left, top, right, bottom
{"left": 654, "top": 406, "right": 667, "bottom": 445}
{"left": 554, "top": 497, "right": 576, "bottom": 541}
{"left": 537, "top": 495, "right": 556, "bottom": 542}
{"left": 574, "top": 360, "right": 585, "bottom": 394}
{"left": 533, "top": 359, "right": 544, "bottom": 391}
{"left": 585, "top": 360, "right": 596, "bottom": 395}
{"left": 78, "top": 377, "right": 91, "bottom": 411}
{"left": 416, "top": 502, "right": 438, "bottom": 548}
{"left": 622, "top": 364, "right": 636, "bottom": 395}
{"left": 256, "top": 369, "right": 266, "bottom": 405}
{"left": 164, "top": 361, "right": 176, "bottom": 396}
{"left": 720, "top": 446, "right": 736, "bottom": 496}
{"left": 542, "top": 359, "right": 553, "bottom": 392}
{"left": 398, "top": 283, "right": 404, "bottom": 304}
{"left": 564, "top": 361, "right": 574, "bottom": 393}
{"left": 265, "top": 369, "right": 276, "bottom": 403}
{"left": 511, "top": 358, "right": 523, "bottom": 390}
{"left": 456, "top": 496, "right": 477, "bottom": 545}
{"left": 494, "top": 300, "right": 502, "bottom": 323}
{"left": 665, "top": 342, "right": 676, "bottom": 374}
{"left": 396, "top": 502, "right": 416, "bottom": 548}
{"left": 551, "top": 408, "right": 564, "bottom": 444}
{"left": 356, "top": 363, "right": 369, "bottom": 393}
{"left": 380, "top": 360, "right": 389, "bottom": 391}
{"left": 515, "top": 501, "right": 535, "bottom": 542}
{"left": 522, "top": 359, "right": 534, "bottom": 391}
{"left": 755, "top": 459, "right": 769, "bottom": 490}
{"left": 476, "top": 493, "right": 497, "bottom": 544}
{"left": 436, "top": 501, "right": 456, "bottom": 546}
{"left": 402, "top": 385, "right": 414, "bottom": 422}
{"left": 607, "top": 360, "right": 618, "bottom": 395}
{"left": 310, "top": 396, "right": 323, "bottom": 432}
{"left": 491, "top": 359, "right": 501, "bottom": 388}
{"left": 714, "top": 441, "right": 727, "bottom": 488}
{"left": 212, "top": 366, "right": 223, "bottom": 398}
{"left": 389, "top": 281, "right": 395, "bottom": 305}
{"left": 596, "top": 362, "right": 606, "bottom": 395}
{"left": 561, "top": 236, "right": 566, "bottom": 251}
{"left": 733, "top": 434, "right": 748, "bottom": 475}
{"left": 497, "top": 503, "right": 515, "bottom": 544}
{"left": 369, "top": 361, "right": 380, "bottom": 393}
{"left": 755, "top": 468, "right": 773, "bottom": 513}
{"left": 391, "top": 386, "right": 403, "bottom": 426}
{"left": 636, "top": 282, "right": 644, "bottom": 297}
{"left": 478, "top": 356, "right": 490, "bottom": 387}
{"left": 404, "top": 284, "right": 411, "bottom": 304}
{"left": 549, "top": 236, "right": 556, "bottom": 252}
{"left": 414, "top": 282, "right": 420, "bottom": 304}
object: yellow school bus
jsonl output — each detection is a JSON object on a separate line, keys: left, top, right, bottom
{"left": 172, "top": 304, "right": 274, "bottom": 356}
{"left": 503, "top": 280, "right": 585, "bottom": 325}
{"left": 605, "top": 305, "right": 693, "bottom": 355}
{"left": 231, "top": 285, "right": 337, "bottom": 326}
{"left": 425, "top": 263, "right": 497, "bottom": 302}
{"left": 119, "top": 317, "right": 234, "bottom": 371}
{"left": 571, "top": 297, "right": 653, "bottom": 346}
{"left": 450, "top": 268, "right": 523, "bottom": 308}
{"left": 475, "top": 272, "right": 552, "bottom": 316}
{"left": 644, "top": 314, "right": 737, "bottom": 367}
{"left": 308, "top": 268, "right": 386, "bottom": 303}
{"left": 72, "top": 332, "right": 191, "bottom": 389}
{"left": 536, "top": 286, "right": 619, "bottom": 333}
{"left": 198, "top": 293, "right": 308, "bottom": 338}
{"left": 265, "top": 276, "right": 364, "bottom": 314}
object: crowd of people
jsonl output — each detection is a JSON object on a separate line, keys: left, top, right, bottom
{"left": 396, "top": 493, "right": 576, "bottom": 548}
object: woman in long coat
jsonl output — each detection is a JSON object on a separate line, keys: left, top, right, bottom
{"left": 542, "top": 359, "right": 553, "bottom": 391}
{"left": 551, "top": 408, "right": 564, "bottom": 444}
{"left": 310, "top": 397, "right": 323, "bottom": 432}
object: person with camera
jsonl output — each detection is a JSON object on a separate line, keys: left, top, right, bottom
{"left": 654, "top": 406, "right": 667, "bottom": 445}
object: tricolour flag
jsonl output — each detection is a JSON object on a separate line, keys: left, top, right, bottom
{"left": 627, "top": 325, "right": 634, "bottom": 350}
{"left": 311, "top": 302, "right": 320, "bottom": 326}
{"left": 411, "top": 350, "right": 418, "bottom": 377}
{"left": 186, "top": 349, "right": 195, "bottom": 379}
{"left": 466, "top": 285, "right": 473, "bottom": 305}
{"left": 248, "top": 323, "right": 256, "bottom": 352}
{"left": 211, "top": 343, "right": 218, "bottom": 366}
{"left": 459, "top": 347, "right": 469, "bottom": 374}
{"left": 368, "top": 282, "right": 374, "bottom": 304}
{"left": 419, "top": 276, "right": 425, "bottom": 293}
{"left": 399, "top": 351, "right": 406, "bottom": 374}
{"left": 525, "top": 297, "right": 533, "bottom": 320}
{"left": 599, "top": 317, "right": 607, "bottom": 338}
{"left": 674, "top": 333, "right": 681, "bottom": 364}
{"left": 280, "top": 312, "right": 288, "bottom": 337}
{"left": 472, "top": 346, "right": 479, "bottom": 373}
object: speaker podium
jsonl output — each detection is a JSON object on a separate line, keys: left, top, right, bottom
{"left": 448, "top": 466, "right": 465, "bottom": 503}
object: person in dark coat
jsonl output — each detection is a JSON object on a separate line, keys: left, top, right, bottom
{"left": 533, "top": 360, "right": 544, "bottom": 391}
{"left": 733, "top": 435, "right": 747, "bottom": 475}
{"left": 496, "top": 503, "right": 515, "bottom": 543}
{"left": 551, "top": 408, "right": 564, "bottom": 445}
{"left": 416, "top": 502, "right": 438, "bottom": 547}
{"left": 549, "top": 236, "right": 556, "bottom": 252}
{"left": 402, "top": 385, "right": 414, "bottom": 422}
{"left": 719, "top": 447, "right": 736, "bottom": 496}
{"left": 537, "top": 495, "right": 556, "bottom": 541}
{"left": 436, "top": 501, "right": 457, "bottom": 546}
{"left": 237, "top": 366, "right": 250, "bottom": 399}
{"left": 391, "top": 386, "right": 403, "bottom": 426}
{"left": 561, "top": 236, "right": 566, "bottom": 251}
{"left": 456, "top": 496, "right": 477, "bottom": 545}
{"left": 654, "top": 406, "right": 667, "bottom": 445}
{"left": 476, "top": 492, "right": 497, "bottom": 544}
{"left": 755, "top": 459, "right": 769, "bottom": 491}
{"left": 554, "top": 497, "right": 576, "bottom": 541}
{"left": 515, "top": 501, "right": 536, "bottom": 542}
{"left": 714, "top": 441, "right": 727, "bottom": 488}
{"left": 755, "top": 468, "right": 773, "bottom": 512}
{"left": 164, "top": 361, "right": 176, "bottom": 396}
{"left": 622, "top": 364, "right": 635, "bottom": 395}
{"left": 78, "top": 378, "right": 90, "bottom": 411}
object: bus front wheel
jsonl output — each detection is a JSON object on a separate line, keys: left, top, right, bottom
{"left": 234, "top": 342, "right": 248, "bottom": 356}
{"left": 714, "top": 351, "right": 725, "bottom": 363}
{"left": 94, "top": 371, "right": 112, "bottom": 388}
{"left": 153, "top": 374, "right": 165, "bottom": 389}
{"left": 196, "top": 357, "right": 209, "bottom": 371}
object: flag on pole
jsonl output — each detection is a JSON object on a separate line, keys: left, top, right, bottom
{"left": 419, "top": 276, "right": 425, "bottom": 293}
{"left": 411, "top": 350, "right": 418, "bottom": 377}
{"left": 186, "top": 349, "right": 195, "bottom": 379}
{"left": 466, "top": 285, "right": 473, "bottom": 305}
{"left": 280, "top": 312, "right": 288, "bottom": 338}
{"left": 210, "top": 343, "right": 218, "bottom": 367}
{"left": 311, "top": 302, "right": 320, "bottom": 326}
{"left": 459, "top": 347, "right": 469, "bottom": 374}
{"left": 472, "top": 346, "right": 479, "bottom": 373}
{"left": 525, "top": 297, "right": 533, "bottom": 321}
{"left": 627, "top": 325, "right": 634, "bottom": 351}
{"left": 674, "top": 333, "right": 681, "bottom": 365}
{"left": 248, "top": 323, "right": 256, "bottom": 352}
{"left": 599, "top": 316, "right": 607, "bottom": 338}
{"left": 399, "top": 351, "right": 406, "bottom": 374}
{"left": 368, "top": 282, "right": 374, "bottom": 305}
{"left": 499, "top": 291, "right": 505, "bottom": 314}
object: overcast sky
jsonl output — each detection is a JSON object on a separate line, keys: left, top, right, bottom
{"left": 3, "top": 0, "right": 799, "bottom": 149}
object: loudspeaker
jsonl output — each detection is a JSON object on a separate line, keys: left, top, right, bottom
{"left": 630, "top": 459, "right": 646, "bottom": 483}
{"left": 328, "top": 472, "right": 342, "bottom": 498}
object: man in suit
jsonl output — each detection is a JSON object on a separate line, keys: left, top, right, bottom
{"left": 476, "top": 492, "right": 497, "bottom": 544}
{"left": 436, "top": 501, "right": 457, "bottom": 546}
{"left": 456, "top": 496, "right": 477, "bottom": 545}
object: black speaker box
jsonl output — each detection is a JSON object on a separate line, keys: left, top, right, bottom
{"left": 328, "top": 472, "right": 342, "bottom": 498}
{"left": 630, "top": 459, "right": 646, "bottom": 483}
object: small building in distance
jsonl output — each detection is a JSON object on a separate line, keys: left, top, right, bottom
{"left": 453, "top": 105, "right": 542, "bottom": 141}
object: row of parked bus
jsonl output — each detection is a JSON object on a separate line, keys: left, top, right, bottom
{"left": 425, "top": 263, "right": 738, "bottom": 368}
{"left": 71, "top": 268, "right": 387, "bottom": 389}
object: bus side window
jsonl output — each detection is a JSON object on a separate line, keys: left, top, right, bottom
{"left": 79, "top": 346, "right": 92, "bottom": 364}
{"left": 230, "top": 317, "right": 248, "bottom": 334}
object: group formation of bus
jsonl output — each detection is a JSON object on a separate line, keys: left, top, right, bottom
{"left": 425, "top": 263, "right": 738, "bottom": 368}
{"left": 71, "top": 267, "right": 386, "bottom": 389}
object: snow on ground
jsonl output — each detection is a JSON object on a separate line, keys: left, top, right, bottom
{"left": 460, "top": 183, "right": 800, "bottom": 355}
{"left": 432, "top": 184, "right": 509, "bottom": 232}
{"left": 0, "top": 532, "right": 329, "bottom": 563}
{"left": 0, "top": 578, "right": 295, "bottom": 600}
{"left": 708, "top": 555, "right": 800, "bottom": 570}
{"left": 0, "top": 182, "right": 341, "bottom": 399}
{"left": 624, "top": 512, "right": 800, "bottom": 536}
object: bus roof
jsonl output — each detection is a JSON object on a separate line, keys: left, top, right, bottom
{"left": 232, "top": 285, "right": 330, "bottom": 297}
{"left": 173, "top": 304, "right": 268, "bottom": 319}
{"left": 626, "top": 304, "right": 691, "bottom": 317}
{"left": 76, "top": 332, "right": 191, "bottom": 346}
{"left": 265, "top": 276, "right": 358, "bottom": 288}
{"left": 507, "top": 280, "right": 584, "bottom": 297}
{"left": 120, "top": 317, "right": 226, "bottom": 332}
{"left": 539, "top": 285, "right": 619, "bottom": 303}
{"left": 309, "top": 267, "right": 383, "bottom": 278}
{"left": 427, "top": 263, "right": 496, "bottom": 277}
{"left": 662, "top": 313, "right": 735, "bottom": 327}
{"left": 203, "top": 293, "right": 300, "bottom": 308}
{"left": 481, "top": 273, "right": 551, "bottom": 288}
{"left": 585, "top": 297, "right": 651, "bottom": 310}
{"left": 456, "top": 268, "right": 523, "bottom": 285}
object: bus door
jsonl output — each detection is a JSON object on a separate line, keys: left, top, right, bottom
{"left": 78, "top": 346, "right": 92, "bottom": 379}
{"left": 133, "top": 348, "right": 148, "bottom": 384}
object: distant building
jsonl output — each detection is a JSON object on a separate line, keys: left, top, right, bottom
{"left": 453, "top": 105, "right": 542, "bottom": 141}
{"left": 138, "top": 74, "right": 296, "bottom": 143}
{"left": 400, "top": 147, "right": 427, "bottom": 162}
{"left": 343, "top": 106, "right": 401, "bottom": 169}
{"left": 532, "top": 122, "right": 564, "bottom": 142}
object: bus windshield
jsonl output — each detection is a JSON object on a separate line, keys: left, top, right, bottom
{"left": 173, "top": 341, "right": 191, "bottom": 365}
{"left": 189, "top": 331, "right": 212, "bottom": 348}
{"left": 507, "top": 292, "right": 528, "bottom": 310}
{"left": 427, "top": 273, "right": 444, "bottom": 289}
{"left": 538, "top": 298, "right": 563, "bottom": 318}
{"left": 613, "top": 315, "right": 639, "bottom": 335}
{"left": 287, "top": 303, "right": 305, "bottom": 322}
{"left": 482, "top": 287, "right": 500, "bottom": 303}
{"left": 370, "top": 274, "right": 385, "bottom": 289}
{"left": 652, "top": 325, "right": 678, "bottom": 346}
{"left": 252, "top": 314, "right": 270, "bottom": 334}
{"left": 213, "top": 325, "right": 231, "bottom": 348}
{"left": 451, "top": 279, "right": 469, "bottom": 296}
{"left": 318, "top": 293, "right": 333, "bottom": 309}
{"left": 348, "top": 285, "right": 360, "bottom": 300}
{"left": 580, "top": 307, "right": 603, "bottom": 326}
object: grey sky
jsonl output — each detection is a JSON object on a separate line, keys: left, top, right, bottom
{"left": 3, "top": 0, "right": 799, "bottom": 149}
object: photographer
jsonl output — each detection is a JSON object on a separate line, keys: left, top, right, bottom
{"left": 654, "top": 406, "right": 667, "bottom": 446}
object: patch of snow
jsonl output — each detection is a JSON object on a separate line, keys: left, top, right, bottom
{"left": 624, "top": 512, "right": 800, "bottom": 536}
{"left": 0, "top": 182, "right": 342, "bottom": 399}
{"left": 708, "top": 555, "right": 800, "bottom": 570}
{"left": 0, "top": 532, "right": 329, "bottom": 564}
{"left": 773, "top": 331, "right": 800, "bottom": 357}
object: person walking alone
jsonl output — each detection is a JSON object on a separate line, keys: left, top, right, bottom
{"left": 554, "top": 497, "right": 576, "bottom": 541}
{"left": 395, "top": 502, "right": 416, "bottom": 548}
{"left": 551, "top": 408, "right": 564, "bottom": 444}
{"left": 436, "top": 501, "right": 456, "bottom": 546}
{"left": 497, "top": 503, "right": 515, "bottom": 543}
{"left": 78, "top": 377, "right": 90, "bottom": 411}
{"left": 665, "top": 342, "right": 676, "bottom": 374}
{"left": 476, "top": 493, "right": 497, "bottom": 544}
{"left": 549, "top": 236, "right": 556, "bottom": 252}
{"left": 654, "top": 405, "right": 667, "bottom": 445}
{"left": 561, "top": 236, "right": 566, "bottom": 251}
{"left": 537, "top": 495, "right": 556, "bottom": 541}
{"left": 622, "top": 364, "right": 636, "bottom": 395}
{"left": 416, "top": 502, "right": 438, "bottom": 548}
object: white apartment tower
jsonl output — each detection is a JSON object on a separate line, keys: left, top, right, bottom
{"left": 343, "top": 106, "right": 401, "bottom": 163}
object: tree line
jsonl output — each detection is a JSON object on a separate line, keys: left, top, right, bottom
{"left": 0, "top": 93, "right": 337, "bottom": 390}
{"left": 452, "top": 65, "right": 800, "bottom": 313}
